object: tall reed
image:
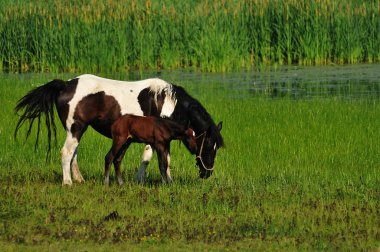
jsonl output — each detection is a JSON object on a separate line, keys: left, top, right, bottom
{"left": 0, "top": 0, "right": 379, "bottom": 72}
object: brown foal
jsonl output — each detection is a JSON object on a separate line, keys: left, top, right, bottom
{"left": 105, "top": 114, "right": 197, "bottom": 185}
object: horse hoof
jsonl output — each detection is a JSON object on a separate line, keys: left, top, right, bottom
{"left": 74, "top": 178, "right": 85, "bottom": 184}
{"left": 62, "top": 179, "right": 73, "bottom": 186}
{"left": 134, "top": 175, "right": 145, "bottom": 184}
{"left": 73, "top": 174, "right": 85, "bottom": 183}
{"left": 134, "top": 171, "right": 146, "bottom": 184}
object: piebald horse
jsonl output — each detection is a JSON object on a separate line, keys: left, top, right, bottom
{"left": 105, "top": 114, "right": 197, "bottom": 185}
{"left": 14, "top": 74, "right": 224, "bottom": 185}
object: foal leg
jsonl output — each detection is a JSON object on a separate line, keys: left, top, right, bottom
{"left": 166, "top": 145, "right": 173, "bottom": 183}
{"left": 113, "top": 142, "right": 131, "bottom": 186}
{"left": 166, "top": 153, "right": 173, "bottom": 183}
{"left": 104, "top": 150, "right": 114, "bottom": 186}
{"left": 105, "top": 138, "right": 128, "bottom": 185}
{"left": 156, "top": 145, "right": 171, "bottom": 184}
{"left": 135, "top": 144, "right": 154, "bottom": 183}
{"left": 61, "top": 132, "right": 79, "bottom": 186}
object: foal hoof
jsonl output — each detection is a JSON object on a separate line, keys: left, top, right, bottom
{"left": 162, "top": 177, "right": 173, "bottom": 184}
{"left": 104, "top": 178, "right": 110, "bottom": 186}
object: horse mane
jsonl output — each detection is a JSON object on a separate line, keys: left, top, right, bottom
{"left": 171, "top": 84, "right": 224, "bottom": 147}
{"left": 148, "top": 78, "right": 174, "bottom": 104}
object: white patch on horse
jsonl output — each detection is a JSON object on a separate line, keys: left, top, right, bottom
{"left": 166, "top": 153, "right": 172, "bottom": 182}
{"left": 61, "top": 132, "right": 79, "bottom": 185}
{"left": 160, "top": 86, "right": 177, "bottom": 117}
{"left": 149, "top": 79, "right": 177, "bottom": 117}
{"left": 142, "top": 145, "right": 154, "bottom": 161}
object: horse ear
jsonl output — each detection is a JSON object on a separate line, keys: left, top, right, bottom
{"left": 217, "top": 121, "right": 222, "bottom": 131}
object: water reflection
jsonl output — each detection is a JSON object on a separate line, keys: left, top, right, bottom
{"left": 5, "top": 64, "right": 380, "bottom": 100}
{"left": 137, "top": 64, "right": 380, "bottom": 100}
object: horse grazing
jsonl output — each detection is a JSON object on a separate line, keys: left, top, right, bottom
{"left": 105, "top": 114, "right": 197, "bottom": 185}
{"left": 14, "top": 74, "right": 224, "bottom": 185}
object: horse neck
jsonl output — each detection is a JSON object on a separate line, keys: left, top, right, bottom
{"left": 187, "top": 107, "right": 213, "bottom": 135}
{"left": 171, "top": 84, "right": 214, "bottom": 135}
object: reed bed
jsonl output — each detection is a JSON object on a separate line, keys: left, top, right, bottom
{"left": 0, "top": 0, "right": 379, "bottom": 72}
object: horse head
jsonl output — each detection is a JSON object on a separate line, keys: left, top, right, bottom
{"left": 196, "top": 122, "right": 223, "bottom": 179}
{"left": 169, "top": 84, "right": 225, "bottom": 180}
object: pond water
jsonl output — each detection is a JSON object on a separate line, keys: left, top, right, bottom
{"left": 143, "top": 64, "right": 380, "bottom": 100}
{"left": 4, "top": 63, "right": 380, "bottom": 100}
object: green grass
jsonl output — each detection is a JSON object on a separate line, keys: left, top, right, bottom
{"left": 0, "top": 0, "right": 379, "bottom": 73}
{"left": 1, "top": 73, "right": 380, "bottom": 250}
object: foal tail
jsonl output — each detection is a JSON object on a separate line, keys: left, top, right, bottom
{"left": 14, "top": 79, "right": 67, "bottom": 155}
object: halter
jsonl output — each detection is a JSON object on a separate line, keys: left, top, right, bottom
{"left": 195, "top": 131, "right": 214, "bottom": 171}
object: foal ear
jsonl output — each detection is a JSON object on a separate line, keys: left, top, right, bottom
{"left": 217, "top": 121, "right": 223, "bottom": 131}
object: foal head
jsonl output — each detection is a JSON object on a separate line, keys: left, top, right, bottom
{"left": 161, "top": 118, "right": 197, "bottom": 154}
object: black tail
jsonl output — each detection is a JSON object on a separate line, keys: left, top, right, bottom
{"left": 14, "top": 79, "right": 67, "bottom": 156}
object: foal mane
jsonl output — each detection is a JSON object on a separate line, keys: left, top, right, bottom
{"left": 171, "top": 84, "right": 224, "bottom": 147}
{"left": 156, "top": 117, "right": 187, "bottom": 136}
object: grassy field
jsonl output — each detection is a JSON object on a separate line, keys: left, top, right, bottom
{"left": 1, "top": 0, "right": 379, "bottom": 73}
{"left": 0, "top": 73, "right": 379, "bottom": 250}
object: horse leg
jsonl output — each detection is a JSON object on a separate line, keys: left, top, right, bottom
{"left": 72, "top": 151, "right": 85, "bottom": 183}
{"left": 135, "top": 144, "right": 154, "bottom": 183}
{"left": 61, "top": 123, "right": 87, "bottom": 186}
{"left": 61, "top": 132, "right": 79, "bottom": 186}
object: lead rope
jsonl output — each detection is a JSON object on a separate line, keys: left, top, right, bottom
{"left": 196, "top": 132, "right": 214, "bottom": 171}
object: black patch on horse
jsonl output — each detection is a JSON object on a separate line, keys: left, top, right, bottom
{"left": 56, "top": 78, "right": 79, "bottom": 128}
{"left": 137, "top": 87, "right": 166, "bottom": 116}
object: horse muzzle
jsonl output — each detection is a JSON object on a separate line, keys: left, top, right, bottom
{"left": 199, "top": 169, "right": 212, "bottom": 179}
{"left": 196, "top": 158, "right": 213, "bottom": 179}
